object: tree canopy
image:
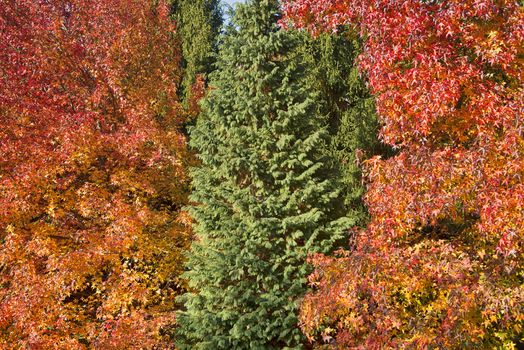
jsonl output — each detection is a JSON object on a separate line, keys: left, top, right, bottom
{"left": 283, "top": 0, "right": 524, "bottom": 347}
{"left": 0, "top": 0, "right": 191, "bottom": 347}
{"left": 176, "top": 1, "right": 350, "bottom": 348}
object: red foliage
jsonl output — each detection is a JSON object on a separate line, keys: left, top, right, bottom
{"left": 186, "top": 74, "right": 207, "bottom": 118}
{"left": 283, "top": 0, "right": 524, "bottom": 347}
{"left": 0, "top": 0, "right": 190, "bottom": 348}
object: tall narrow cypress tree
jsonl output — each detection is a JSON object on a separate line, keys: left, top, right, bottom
{"left": 176, "top": 1, "right": 350, "bottom": 349}
{"left": 171, "top": 0, "right": 222, "bottom": 101}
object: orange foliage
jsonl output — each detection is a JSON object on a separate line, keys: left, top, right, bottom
{"left": 283, "top": 0, "right": 524, "bottom": 347}
{"left": 0, "top": 0, "right": 190, "bottom": 348}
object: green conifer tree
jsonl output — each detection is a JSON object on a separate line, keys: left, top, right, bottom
{"left": 171, "top": 0, "right": 222, "bottom": 101}
{"left": 295, "top": 31, "right": 388, "bottom": 226}
{"left": 176, "top": 1, "right": 350, "bottom": 348}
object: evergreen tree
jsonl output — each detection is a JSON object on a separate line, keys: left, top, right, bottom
{"left": 176, "top": 1, "right": 350, "bottom": 348}
{"left": 295, "top": 30, "right": 388, "bottom": 226}
{"left": 171, "top": 0, "right": 222, "bottom": 101}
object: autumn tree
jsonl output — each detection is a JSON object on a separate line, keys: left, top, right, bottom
{"left": 283, "top": 0, "right": 524, "bottom": 347}
{"left": 0, "top": 0, "right": 191, "bottom": 348}
{"left": 175, "top": 0, "right": 350, "bottom": 348}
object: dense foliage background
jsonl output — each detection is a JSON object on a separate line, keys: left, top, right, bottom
{"left": 0, "top": 0, "right": 190, "bottom": 347}
{"left": 0, "top": 0, "right": 522, "bottom": 348}
{"left": 283, "top": 0, "right": 523, "bottom": 347}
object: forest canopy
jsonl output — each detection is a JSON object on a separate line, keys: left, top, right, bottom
{"left": 1, "top": 0, "right": 522, "bottom": 348}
